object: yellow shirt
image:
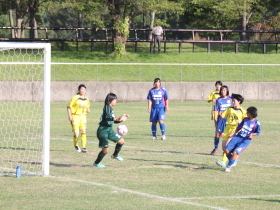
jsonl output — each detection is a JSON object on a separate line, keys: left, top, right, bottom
{"left": 68, "top": 95, "right": 90, "bottom": 115}
{"left": 222, "top": 106, "right": 246, "bottom": 127}
{"left": 207, "top": 90, "right": 221, "bottom": 109}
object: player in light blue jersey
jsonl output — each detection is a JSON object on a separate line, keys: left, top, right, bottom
{"left": 224, "top": 107, "right": 261, "bottom": 172}
{"left": 211, "top": 85, "right": 232, "bottom": 155}
{"left": 147, "top": 78, "right": 169, "bottom": 140}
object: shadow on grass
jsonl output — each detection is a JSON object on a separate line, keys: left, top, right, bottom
{"left": 248, "top": 198, "right": 280, "bottom": 203}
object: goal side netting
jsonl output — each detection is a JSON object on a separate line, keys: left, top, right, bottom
{"left": 0, "top": 42, "right": 51, "bottom": 177}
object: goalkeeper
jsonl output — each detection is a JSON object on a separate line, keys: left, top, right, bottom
{"left": 67, "top": 84, "right": 90, "bottom": 153}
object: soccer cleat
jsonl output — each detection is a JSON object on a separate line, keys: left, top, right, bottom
{"left": 82, "top": 148, "right": 87, "bottom": 153}
{"left": 231, "top": 161, "right": 238, "bottom": 167}
{"left": 210, "top": 149, "right": 218, "bottom": 155}
{"left": 216, "top": 161, "right": 226, "bottom": 168}
{"left": 111, "top": 155, "right": 124, "bottom": 161}
{"left": 152, "top": 136, "right": 157, "bottom": 140}
{"left": 225, "top": 168, "right": 231, "bottom": 172}
{"left": 75, "top": 146, "right": 81, "bottom": 152}
{"left": 93, "top": 163, "right": 106, "bottom": 168}
{"left": 161, "top": 135, "right": 166, "bottom": 140}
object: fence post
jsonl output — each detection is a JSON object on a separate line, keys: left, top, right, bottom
{"left": 91, "top": 41, "right": 94, "bottom": 52}
{"left": 248, "top": 43, "right": 251, "bottom": 53}
{"left": 220, "top": 43, "right": 223, "bottom": 53}
{"left": 276, "top": 44, "right": 278, "bottom": 54}
{"left": 207, "top": 42, "right": 210, "bottom": 53}
{"left": 263, "top": 43, "right": 266, "bottom": 54}
{"left": 179, "top": 42, "right": 182, "bottom": 53}
{"left": 164, "top": 42, "right": 166, "bottom": 53}
{"left": 235, "top": 43, "right": 238, "bottom": 53}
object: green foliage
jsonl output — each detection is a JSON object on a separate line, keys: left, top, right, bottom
{"left": 114, "top": 42, "right": 126, "bottom": 59}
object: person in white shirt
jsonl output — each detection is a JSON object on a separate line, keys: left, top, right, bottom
{"left": 152, "top": 23, "right": 163, "bottom": 53}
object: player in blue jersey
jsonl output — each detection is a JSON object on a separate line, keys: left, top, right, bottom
{"left": 210, "top": 85, "right": 232, "bottom": 155}
{"left": 147, "top": 78, "right": 169, "bottom": 140}
{"left": 224, "top": 107, "right": 261, "bottom": 172}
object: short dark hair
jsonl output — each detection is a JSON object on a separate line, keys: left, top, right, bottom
{"left": 104, "top": 93, "right": 117, "bottom": 106}
{"left": 215, "top": 81, "right": 222, "bottom": 86}
{"left": 219, "top": 85, "right": 229, "bottom": 96}
{"left": 77, "top": 84, "right": 86, "bottom": 94}
{"left": 231, "top": 93, "right": 244, "bottom": 104}
{"left": 247, "top": 106, "right": 258, "bottom": 118}
{"left": 154, "top": 78, "right": 161, "bottom": 84}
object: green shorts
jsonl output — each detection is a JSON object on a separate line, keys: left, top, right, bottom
{"left": 96, "top": 125, "right": 122, "bottom": 148}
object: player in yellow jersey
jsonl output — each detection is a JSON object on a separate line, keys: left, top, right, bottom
{"left": 207, "top": 81, "right": 222, "bottom": 126}
{"left": 67, "top": 84, "right": 91, "bottom": 153}
{"left": 216, "top": 93, "right": 246, "bottom": 168}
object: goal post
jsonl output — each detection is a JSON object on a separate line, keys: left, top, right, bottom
{"left": 0, "top": 42, "right": 51, "bottom": 177}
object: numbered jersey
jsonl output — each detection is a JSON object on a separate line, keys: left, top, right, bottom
{"left": 68, "top": 95, "right": 90, "bottom": 115}
{"left": 222, "top": 106, "right": 247, "bottom": 127}
{"left": 147, "top": 87, "right": 169, "bottom": 108}
{"left": 236, "top": 117, "right": 261, "bottom": 139}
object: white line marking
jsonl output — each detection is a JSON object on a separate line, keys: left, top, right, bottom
{"left": 175, "top": 194, "right": 280, "bottom": 200}
{"left": 49, "top": 176, "right": 227, "bottom": 210}
{"left": 53, "top": 138, "right": 280, "bottom": 168}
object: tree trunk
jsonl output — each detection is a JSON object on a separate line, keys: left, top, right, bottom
{"left": 241, "top": 12, "right": 247, "bottom": 41}
{"left": 9, "top": 9, "right": 15, "bottom": 38}
{"left": 78, "top": 11, "right": 83, "bottom": 39}
{"left": 34, "top": 18, "right": 38, "bottom": 38}
{"left": 16, "top": 18, "right": 24, "bottom": 38}
{"left": 149, "top": 12, "right": 155, "bottom": 40}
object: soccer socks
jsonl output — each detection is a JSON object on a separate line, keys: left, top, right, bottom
{"left": 222, "top": 152, "right": 228, "bottom": 164}
{"left": 159, "top": 123, "right": 166, "bottom": 135}
{"left": 73, "top": 136, "right": 78, "bottom": 146}
{"left": 95, "top": 151, "right": 107, "bottom": 164}
{"left": 81, "top": 133, "right": 86, "bottom": 148}
{"left": 214, "top": 137, "right": 219, "bottom": 149}
{"left": 113, "top": 143, "right": 124, "bottom": 157}
{"left": 152, "top": 124, "right": 157, "bottom": 137}
{"left": 226, "top": 153, "right": 232, "bottom": 160}
{"left": 227, "top": 158, "right": 236, "bottom": 168}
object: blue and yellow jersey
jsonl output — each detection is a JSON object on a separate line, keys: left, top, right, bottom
{"left": 207, "top": 90, "right": 221, "bottom": 109}
{"left": 214, "top": 96, "right": 233, "bottom": 113}
{"left": 222, "top": 106, "right": 247, "bottom": 127}
{"left": 236, "top": 117, "right": 261, "bottom": 139}
{"left": 68, "top": 95, "right": 90, "bottom": 115}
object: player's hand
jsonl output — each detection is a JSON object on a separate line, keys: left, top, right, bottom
{"left": 148, "top": 109, "right": 151, "bottom": 113}
{"left": 229, "top": 131, "right": 235, "bottom": 138}
{"left": 68, "top": 116, "right": 73, "bottom": 122}
{"left": 119, "top": 114, "right": 130, "bottom": 122}
{"left": 236, "top": 119, "right": 241, "bottom": 124}
{"left": 166, "top": 106, "right": 169, "bottom": 111}
{"left": 249, "top": 134, "right": 253, "bottom": 140}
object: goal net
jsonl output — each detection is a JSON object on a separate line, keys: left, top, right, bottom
{"left": 0, "top": 42, "right": 51, "bottom": 177}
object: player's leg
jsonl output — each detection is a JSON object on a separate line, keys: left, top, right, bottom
{"left": 153, "top": 37, "right": 156, "bottom": 53}
{"left": 80, "top": 115, "right": 87, "bottom": 153}
{"left": 211, "top": 117, "right": 226, "bottom": 155}
{"left": 158, "top": 107, "right": 166, "bottom": 140}
{"left": 227, "top": 139, "right": 250, "bottom": 169}
{"left": 94, "top": 126, "right": 109, "bottom": 167}
{"left": 109, "top": 129, "right": 124, "bottom": 161}
{"left": 72, "top": 115, "right": 81, "bottom": 152}
{"left": 157, "top": 36, "right": 161, "bottom": 52}
{"left": 150, "top": 108, "right": 158, "bottom": 139}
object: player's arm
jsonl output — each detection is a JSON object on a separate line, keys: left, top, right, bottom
{"left": 165, "top": 99, "right": 169, "bottom": 111}
{"left": 67, "top": 106, "right": 72, "bottom": 122}
{"left": 87, "top": 107, "right": 90, "bottom": 113}
{"left": 207, "top": 92, "right": 214, "bottom": 103}
{"left": 221, "top": 108, "right": 228, "bottom": 119}
{"left": 148, "top": 100, "right": 152, "bottom": 113}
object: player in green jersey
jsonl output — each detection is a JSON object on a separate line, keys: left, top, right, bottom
{"left": 93, "top": 93, "right": 129, "bottom": 168}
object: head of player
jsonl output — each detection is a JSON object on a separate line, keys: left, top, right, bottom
{"left": 104, "top": 93, "right": 117, "bottom": 107}
{"left": 154, "top": 78, "right": 161, "bottom": 89}
{"left": 215, "top": 81, "right": 222, "bottom": 91}
{"left": 219, "top": 85, "right": 229, "bottom": 98}
{"left": 77, "top": 84, "right": 86, "bottom": 96}
{"left": 247, "top": 106, "right": 258, "bottom": 119}
{"left": 231, "top": 93, "right": 244, "bottom": 108}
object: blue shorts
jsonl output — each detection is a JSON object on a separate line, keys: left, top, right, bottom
{"left": 150, "top": 107, "right": 165, "bottom": 123}
{"left": 226, "top": 135, "right": 251, "bottom": 154}
{"left": 216, "top": 116, "right": 227, "bottom": 134}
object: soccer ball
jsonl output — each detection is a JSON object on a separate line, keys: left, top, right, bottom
{"left": 116, "top": 124, "right": 128, "bottom": 136}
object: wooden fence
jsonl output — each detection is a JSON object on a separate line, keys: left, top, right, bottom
{"left": 1, "top": 27, "right": 280, "bottom": 53}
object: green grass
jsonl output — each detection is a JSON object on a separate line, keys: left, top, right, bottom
{"left": 1, "top": 101, "right": 279, "bottom": 209}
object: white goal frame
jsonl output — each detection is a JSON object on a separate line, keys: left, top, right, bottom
{"left": 0, "top": 42, "right": 51, "bottom": 176}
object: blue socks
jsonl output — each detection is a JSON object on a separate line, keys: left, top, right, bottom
{"left": 152, "top": 124, "right": 157, "bottom": 137}
{"left": 159, "top": 123, "right": 166, "bottom": 135}
{"left": 227, "top": 158, "right": 236, "bottom": 168}
{"left": 214, "top": 137, "right": 219, "bottom": 149}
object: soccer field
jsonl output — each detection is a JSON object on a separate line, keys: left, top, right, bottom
{"left": 1, "top": 101, "right": 280, "bottom": 209}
